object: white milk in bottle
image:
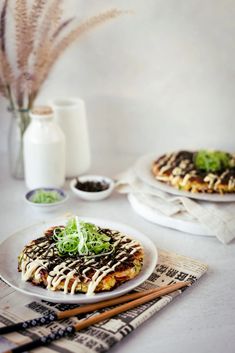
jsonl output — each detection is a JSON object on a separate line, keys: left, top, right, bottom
{"left": 23, "top": 106, "right": 65, "bottom": 189}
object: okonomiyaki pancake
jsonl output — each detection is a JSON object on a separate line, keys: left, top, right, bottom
{"left": 18, "top": 222, "right": 144, "bottom": 295}
{"left": 152, "top": 150, "right": 235, "bottom": 194}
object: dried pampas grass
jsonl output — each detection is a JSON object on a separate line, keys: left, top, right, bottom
{"left": 30, "top": 8, "right": 124, "bottom": 104}
{"left": 0, "top": 0, "right": 125, "bottom": 110}
{"left": 0, "top": 0, "right": 14, "bottom": 97}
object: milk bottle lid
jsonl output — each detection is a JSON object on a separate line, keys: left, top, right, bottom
{"left": 30, "top": 106, "right": 53, "bottom": 118}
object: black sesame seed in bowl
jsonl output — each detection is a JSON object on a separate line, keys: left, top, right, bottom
{"left": 70, "top": 175, "right": 114, "bottom": 201}
{"left": 75, "top": 179, "right": 109, "bottom": 192}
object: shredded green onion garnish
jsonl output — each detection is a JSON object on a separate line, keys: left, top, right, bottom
{"left": 31, "top": 190, "right": 62, "bottom": 204}
{"left": 53, "top": 217, "right": 113, "bottom": 257}
{"left": 194, "top": 150, "right": 231, "bottom": 173}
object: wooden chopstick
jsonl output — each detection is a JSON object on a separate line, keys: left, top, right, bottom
{"left": 58, "top": 281, "right": 190, "bottom": 319}
{"left": 2, "top": 281, "right": 190, "bottom": 353}
{"left": 0, "top": 282, "right": 190, "bottom": 335}
{"left": 74, "top": 281, "right": 189, "bottom": 330}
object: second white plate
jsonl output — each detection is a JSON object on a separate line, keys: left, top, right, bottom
{"left": 128, "top": 193, "right": 214, "bottom": 237}
{"left": 0, "top": 216, "right": 158, "bottom": 304}
{"left": 134, "top": 154, "right": 235, "bottom": 203}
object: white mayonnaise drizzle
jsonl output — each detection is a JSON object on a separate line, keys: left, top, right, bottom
{"left": 204, "top": 173, "right": 218, "bottom": 189}
{"left": 20, "top": 231, "right": 142, "bottom": 296}
{"left": 155, "top": 152, "right": 235, "bottom": 193}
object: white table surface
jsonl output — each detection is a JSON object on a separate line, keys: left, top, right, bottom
{"left": 0, "top": 152, "right": 235, "bottom": 353}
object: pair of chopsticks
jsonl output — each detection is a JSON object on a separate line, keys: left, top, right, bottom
{"left": 1, "top": 281, "right": 189, "bottom": 353}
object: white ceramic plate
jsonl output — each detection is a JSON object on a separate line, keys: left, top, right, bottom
{"left": 134, "top": 154, "right": 235, "bottom": 203}
{"left": 0, "top": 216, "right": 157, "bottom": 304}
{"left": 128, "top": 193, "right": 214, "bottom": 237}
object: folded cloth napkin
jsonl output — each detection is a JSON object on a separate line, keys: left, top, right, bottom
{"left": 116, "top": 169, "right": 235, "bottom": 244}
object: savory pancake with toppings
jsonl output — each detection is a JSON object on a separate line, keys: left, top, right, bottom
{"left": 18, "top": 218, "right": 144, "bottom": 295}
{"left": 152, "top": 150, "right": 235, "bottom": 194}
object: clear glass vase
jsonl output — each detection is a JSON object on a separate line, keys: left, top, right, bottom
{"left": 8, "top": 107, "right": 30, "bottom": 179}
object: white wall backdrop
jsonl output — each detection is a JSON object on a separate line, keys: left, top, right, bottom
{"left": 1, "top": 0, "right": 235, "bottom": 161}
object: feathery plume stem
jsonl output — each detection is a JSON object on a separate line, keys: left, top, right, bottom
{"left": 52, "top": 17, "right": 75, "bottom": 39}
{"left": 0, "top": 0, "right": 7, "bottom": 52}
{"left": 0, "top": 2, "right": 125, "bottom": 110}
{"left": 31, "top": 8, "right": 124, "bottom": 100}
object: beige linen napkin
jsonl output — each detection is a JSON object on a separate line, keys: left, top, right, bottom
{"left": 116, "top": 169, "right": 235, "bottom": 244}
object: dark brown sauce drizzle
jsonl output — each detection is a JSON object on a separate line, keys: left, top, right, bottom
{"left": 155, "top": 151, "right": 235, "bottom": 189}
{"left": 21, "top": 227, "right": 142, "bottom": 283}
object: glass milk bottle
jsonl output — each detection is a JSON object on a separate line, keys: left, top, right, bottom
{"left": 50, "top": 98, "right": 90, "bottom": 178}
{"left": 23, "top": 106, "right": 65, "bottom": 189}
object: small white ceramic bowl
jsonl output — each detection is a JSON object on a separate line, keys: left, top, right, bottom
{"left": 70, "top": 175, "right": 114, "bottom": 201}
{"left": 25, "top": 188, "right": 68, "bottom": 211}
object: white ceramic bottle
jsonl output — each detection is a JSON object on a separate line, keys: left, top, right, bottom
{"left": 50, "top": 98, "right": 91, "bottom": 178}
{"left": 23, "top": 106, "right": 65, "bottom": 189}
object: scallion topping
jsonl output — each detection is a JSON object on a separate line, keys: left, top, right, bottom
{"left": 31, "top": 190, "right": 62, "bottom": 204}
{"left": 53, "top": 217, "right": 113, "bottom": 257}
{"left": 194, "top": 150, "right": 231, "bottom": 173}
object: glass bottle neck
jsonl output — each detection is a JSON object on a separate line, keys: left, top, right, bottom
{"left": 31, "top": 115, "right": 54, "bottom": 123}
